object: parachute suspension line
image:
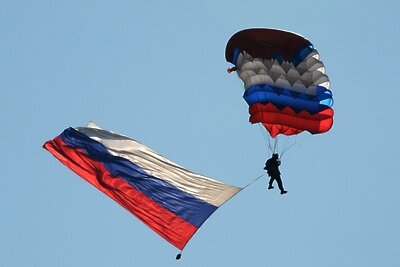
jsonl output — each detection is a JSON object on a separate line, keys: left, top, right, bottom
{"left": 280, "top": 134, "right": 311, "bottom": 160}
{"left": 256, "top": 124, "right": 284, "bottom": 156}
{"left": 280, "top": 135, "right": 296, "bottom": 159}
{"left": 258, "top": 124, "right": 273, "bottom": 153}
{"left": 280, "top": 136, "right": 296, "bottom": 160}
{"left": 273, "top": 136, "right": 279, "bottom": 154}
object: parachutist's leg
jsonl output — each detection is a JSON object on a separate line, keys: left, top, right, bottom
{"left": 275, "top": 176, "right": 287, "bottom": 194}
{"left": 268, "top": 176, "right": 274, "bottom": 190}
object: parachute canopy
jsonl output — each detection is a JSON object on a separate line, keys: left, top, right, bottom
{"left": 43, "top": 123, "right": 241, "bottom": 251}
{"left": 226, "top": 28, "right": 334, "bottom": 137}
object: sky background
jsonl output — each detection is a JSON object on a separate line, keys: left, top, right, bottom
{"left": 1, "top": 1, "right": 400, "bottom": 266}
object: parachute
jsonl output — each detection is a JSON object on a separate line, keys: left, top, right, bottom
{"left": 225, "top": 28, "right": 333, "bottom": 152}
{"left": 43, "top": 123, "right": 241, "bottom": 253}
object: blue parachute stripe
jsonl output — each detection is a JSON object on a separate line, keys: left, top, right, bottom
{"left": 291, "top": 43, "right": 314, "bottom": 66}
{"left": 274, "top": 51, "right": 284, "bottom": 64}
{"left": 60, "top": 127, "right": 217, "bottom": 228}
{"left": 243, "top": 84, "right": 333, "bottom": 114}
{"left": 232, "top": 48, "right": 241, "bottom": 66}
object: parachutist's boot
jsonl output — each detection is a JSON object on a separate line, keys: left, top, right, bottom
{"left": 280, "top": 190, "right": 287, "bottom": 195}
{"left": 268, "top": 185, "right": 274, "bottom": 190}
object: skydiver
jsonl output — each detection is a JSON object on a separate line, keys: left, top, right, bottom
{"left": 264, "top": 153, "right": 287, "bottom": 195}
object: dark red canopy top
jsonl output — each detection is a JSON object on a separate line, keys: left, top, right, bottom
{"left": 225, "top": 28, "right": 312, "bottom": 64}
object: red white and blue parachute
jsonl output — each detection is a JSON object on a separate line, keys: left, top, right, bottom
{"left": 225, "top": 28, "right": 334, "bottom": 138}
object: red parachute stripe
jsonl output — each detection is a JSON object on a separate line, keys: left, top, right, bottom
{"left": 43, "top": 136, "right": 197, "bottom": 250}
{"left": 249, "top": 103, "right": 334, "bottom": 137}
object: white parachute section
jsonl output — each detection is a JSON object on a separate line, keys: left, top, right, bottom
{"left": 235, "top": 50, "right": 330, "bottom": 96}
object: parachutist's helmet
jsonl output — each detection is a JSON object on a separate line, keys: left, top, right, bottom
{"left": 272, "top": 153, "right": 279, "bottom": 159}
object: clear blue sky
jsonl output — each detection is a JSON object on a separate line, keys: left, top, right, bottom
{"left": 2, "top": 1, "right": 400, "bottom": 266}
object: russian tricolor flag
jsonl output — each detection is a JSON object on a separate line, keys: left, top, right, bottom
{"left": 43, "top": 123, "right": 241, "bottom": 250}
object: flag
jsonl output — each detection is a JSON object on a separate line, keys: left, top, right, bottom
{"left": 43, "top": 123, "right": 241, "bottom": 250}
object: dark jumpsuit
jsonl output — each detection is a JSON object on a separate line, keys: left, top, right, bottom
{"left": 264, "top": 157, "right": 285, "bottom": 193}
